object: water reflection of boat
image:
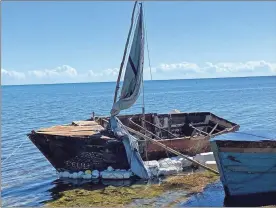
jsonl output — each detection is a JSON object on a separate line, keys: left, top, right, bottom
{"left": 224, "top": 192, "right": 276, "bottom": 207}
{"left": 180, "top": 180, "right": 276, "bottom": 207}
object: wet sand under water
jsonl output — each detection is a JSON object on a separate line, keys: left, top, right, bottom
{"left": 44, "top": 170, "right": 276, "bottom": 207}
{"left": 45, "top": 171, "right": 219, "bottom": 207}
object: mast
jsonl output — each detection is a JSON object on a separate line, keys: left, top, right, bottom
{"left": 113, "top": 1, "right": 138, "bottom": 104}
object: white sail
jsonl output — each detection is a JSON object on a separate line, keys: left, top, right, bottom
{"left": 111, "top": 4, "right": 144, "bottom": 116}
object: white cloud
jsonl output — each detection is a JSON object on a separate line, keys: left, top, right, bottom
{"left": 88, "top": 68, "right": 119, "bottom": 77}
{"left": 160, "top": 62, "right": 200, "bottom": 72}
{"left": 205, "top": 61, "right": 275, "bottom": 74}
{"left": 1, "top": 68, "right": 26, "bottom": 80}
{"left": 88, "top": 70, "right": 103, "bottom": 77}
{"left": 1, "top": 68, "right": 27, "bottom": 85}
{"left": 155, "top": 60, "right": 276, "bottom": 79}
{"left": 28, "top": 65, "right": 78, "bottom": 78}
{"left": 1, "top": 60, "right": 276, "bottom": 85}
{"left": 87, "top": 68, "right": 119, "bottom": 81}
{"left": 103, "top": 68, "right": 119, "bottom": 76}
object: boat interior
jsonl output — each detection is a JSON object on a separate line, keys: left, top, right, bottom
{"left": 33, "top": 112, "right": 239, "bottom": 142}
{"left": 96, "top": 112, "right": 239, "bottom": 141}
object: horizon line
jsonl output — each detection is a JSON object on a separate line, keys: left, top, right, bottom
{"left": 2, "top": 74, "right": 275, "bottom": 87}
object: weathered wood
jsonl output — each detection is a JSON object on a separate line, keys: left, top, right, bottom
{"left": 36, "top": 124, "right": 104, "bottom": 137}
{"left": 141, "top": 118, "right": 181, "bottom": 139}
{"left": 72, "top": 120, "right": 100, "bottom": 126}
{"left": 211, "top": 133, "right": 276, "bottom": 197}
{"left": 124, "top": 119, "right": 219, "bottom": 174}
{"left": 209, "top": 123, "right": 219, "bottom": 136}
{"left": 189, "top": 124, "right": 209, "bottom": 136}
{"left": 220, "top": 147, "right": 276, "bottom": 153}
{"left": 220, "top": 152, "right": 276, "bottom": 195}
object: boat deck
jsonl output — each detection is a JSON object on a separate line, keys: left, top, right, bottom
{"left": 36, "top": 120, "right": 106, "bottom": 137}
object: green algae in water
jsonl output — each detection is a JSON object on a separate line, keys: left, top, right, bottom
{"left": 46, "top": 171, "right": 219, "bottom": 207}
{"left": 46, "top": 184, "right": 165, "bottom": 207}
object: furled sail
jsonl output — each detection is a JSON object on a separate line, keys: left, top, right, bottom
{"left": 111, "top": 3, "right": 144, "bottom": 116}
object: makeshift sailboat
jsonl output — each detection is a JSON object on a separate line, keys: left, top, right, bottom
{"left": 27, "top": 2, "right": 239, "bottom": 179}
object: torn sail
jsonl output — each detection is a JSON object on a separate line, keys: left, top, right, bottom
{"left": 111, "top": 4, "right": 144, "bottom": 116}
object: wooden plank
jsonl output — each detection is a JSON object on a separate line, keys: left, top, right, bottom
{"left": 220, "top": 147, "right": 276, "bottom": 153}
{"left": 224, "top": 171, "right": 276, "bottom": 195}
{"left": 211, "top": 142, "right": 228, "bottom": 184}
{"left": 189, "top": 124, "right": 209, "bottom": 136}
{"left": 36, "top": 130, "right": 97, "bottom": 137}
{"left": 223, "top": 165, "right": 276, "bottom": 173}
{"left": 221, "top": 152, "right": 276, "bottom": 161}
{"left": 38, "top": 126, "right": 93, "bottom": 132}
{"left": 36, "top": 124, "right": 104, "bottom": 137}
{"left": 141, "top": 118, "right": 181, "bottom": 138}
{"left": 39, "top": 125, "right": 103, "bottom": 132}
{"left": 209, "top": 123, "right": 218, "bottom": 136}
{"left": 219, "top": 151, "right": 276, "bottom": 195}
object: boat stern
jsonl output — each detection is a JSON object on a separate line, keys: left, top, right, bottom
{"left": 210, "top": 131, "right": 276, "bottom": 197}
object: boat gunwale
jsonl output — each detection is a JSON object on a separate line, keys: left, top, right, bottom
{"left": 95, "top": 111, "right": 239, "bottom": 126}
{"left": 96, "top": 112, "right": 240, "bottom": 140}
{"left": 28, "top": 111, "right": 240, "bottom": 140}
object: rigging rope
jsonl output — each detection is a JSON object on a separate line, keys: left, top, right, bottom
{"left": 140, "top": 2, "right": 149, "bottom": 162}
{"left": 142, "top": 2, "right": 153, "bottom": 81}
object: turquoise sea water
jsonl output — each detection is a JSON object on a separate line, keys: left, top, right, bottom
{"left": 1, "top": 76, "right": 276, "bottom": 206}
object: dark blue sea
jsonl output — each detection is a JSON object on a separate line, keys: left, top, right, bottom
{"left": 2, "top": 76, "right": 276, "bottom": 207}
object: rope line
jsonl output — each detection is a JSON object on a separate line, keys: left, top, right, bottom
{"left": 143, "top": 2, "right": 153, "bottom": 80}
{"left": 2, "top": 139, "right": 28, "bottom": 165}
{"left": 140, "top": 1, "right": 149, "bottom": 162}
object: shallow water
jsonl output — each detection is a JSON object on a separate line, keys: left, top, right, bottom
{"left": 2, "top": 76, "right": 276, "bottom": 206}
{"left": 181, "top": 181, "right": 225, "bottom": 207}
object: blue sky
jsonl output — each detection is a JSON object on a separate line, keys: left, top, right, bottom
{"left": 2, "top": 1, "right": 276, "bottom": 85}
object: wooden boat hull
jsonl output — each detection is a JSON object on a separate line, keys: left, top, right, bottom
{"left": 28, "top": 112, "right": 239, "bottom": 173}
{"left": 28, "top": 131, "right": 131, "bottom": 172}
{"left": 28, "top": 131, "right": 210, "bottom": 172}
{"left": 211, "top": 132, "right": 276, "bottom": 197}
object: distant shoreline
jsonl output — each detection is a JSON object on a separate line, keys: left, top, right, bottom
{"left": 2, "top": 75, "right": 275, "bottom": 87}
